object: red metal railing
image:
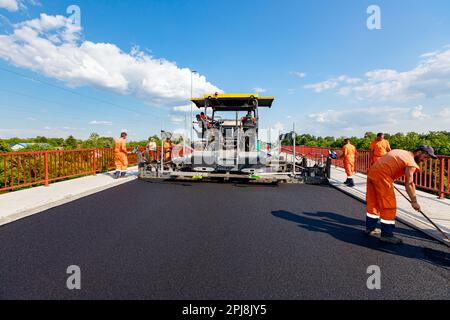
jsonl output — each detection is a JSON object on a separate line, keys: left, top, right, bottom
{"left": 281, "top": 146, "right": 450, "bottom": 199}
{"left": 2, "top": 145, "right": 449, "bottom": 198}
{"left": 0, "top": 148, "right": 142, "bottom": 192}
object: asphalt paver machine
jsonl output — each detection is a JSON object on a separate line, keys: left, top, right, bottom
{"left": 138, "top": 93, "right": 332, "bottom": 184}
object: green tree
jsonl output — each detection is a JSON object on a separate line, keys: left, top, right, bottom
{"left": 0, "top": 139, "right": 11, "bottom": 152}
{"left": 47, "top": 138, "right": 65, "bottom": 147}
{"left": 64, "top": 135, "right": 78, "bottom": 149}
{"left": 34, "top": 136, "right": 49, "bottom": 143}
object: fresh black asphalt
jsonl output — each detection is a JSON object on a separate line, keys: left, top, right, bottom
{"left": 0, "top": 180, "right": 449, "bottom": 299}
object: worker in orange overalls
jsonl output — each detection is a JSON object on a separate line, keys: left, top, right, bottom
{"left": 147, "top": 137, "right": 157, "bottom": 162}
{"left": 163, "top": 137, "right": 173, "bottom": 162}
{"left": 340, "top": 138, "right": 357, "bottom": 187}
{"left": 369, "top": 133, "right": 391, "bottom": 165}
{"left": 114, "top": 130, "right": 132, "bottom": 179}
{"left": 366, "top": 145, "right": 437, "bottom": 244}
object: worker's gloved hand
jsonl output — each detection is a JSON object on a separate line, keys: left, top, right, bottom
{"left": 411, "top": 201, "right": 421, "bottom": 212}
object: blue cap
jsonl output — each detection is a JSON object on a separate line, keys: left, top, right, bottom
{"left": 415, "top": 145, "right": 438, "bottom": 159}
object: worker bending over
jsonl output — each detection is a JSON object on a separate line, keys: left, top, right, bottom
{"left": 369, "top": 133, "right": 391, "bottom": 165}
{"left": 341, "top": 138, "right": 357, "bottom": 187}
{"left": 366, "top": 145, "right": 437, "bottom": 244}
{"left": 114, "top": 130, "right": 132, "bottom": 179}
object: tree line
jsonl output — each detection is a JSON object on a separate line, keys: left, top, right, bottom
{"left": 0, "top": 133, "right": 163, "bottom": 153}
{"left": 1, "top": 131, "right": 450, "bottom": 156}
{"left": 281, "top": 131, "right": 450, "bottom": 156}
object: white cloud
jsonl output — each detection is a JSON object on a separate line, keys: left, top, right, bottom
{"left": 0, "top": 13, "right": 221, "bottom": 108}
{"left": 170, "top": 115, "right": 185, "bottom": 124}
{"left": 0, "top": 0, "right": 38, "bottom": 12}
{"left": 304, "top": 80, "right": 339, "bottom": 93}
{"left": 90, "top": 120, "right": 112, "bottom": 126}
{"left": 273, "top": 122, "right": 285, "bottom": 132}
{"left": 410, "top": 105, "right": 430, "bottom": 120}
{"left": 173, "top": 128, "right": 188, "bottom": 136}
{"left": 337, "top": 75, "right": 361, "bottom": 84}
{"left": 304, "top": 46, "right": 450, "bottom": 101}
{"left": 0, "top": 0, "right": 19, "bottom": 11}
{"left": 439, "top": 107, "right": 450, "bottom": 119}
{"left": 290, "top": 71, "right": 306, "bottom": 78}
{"left": 253, "top": 87, "right": 267, "bottom": 94}
{"left": 173, "top": 104, "right": 192, "bottom": 113}
{"left": 304, "top": 75, "right": 360, "bottom": 93}
{"left": 309, "top": 106, "right": 415, "bottom": 127}
{"left": 307, "top": 105, "right": 437, "bottom": 135}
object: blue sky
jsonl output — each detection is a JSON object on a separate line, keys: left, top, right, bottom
{"left": 1, "top": 0, "right": 450, "bottom": 140}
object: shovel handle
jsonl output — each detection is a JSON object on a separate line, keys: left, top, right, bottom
{"left": 394, "top": 186, "right": 450, "bottom": 242}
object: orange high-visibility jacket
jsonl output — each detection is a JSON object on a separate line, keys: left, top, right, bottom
{"left": 342, "top": 143, "right": 357, "bottom": 176}
{"left": 370, "top": 139, "right": 391, "bottom": 164}
{"left": 366, "top": 150, "right": 420, "bottom": 221}
{"left": 163, "top": 141, "right": 173, "bottom": 161}
{"left": 114, "top": 137, "right": 128, "bottom": 171}
{"left": 369, "top": 149, "right": 420, "bottom": 181}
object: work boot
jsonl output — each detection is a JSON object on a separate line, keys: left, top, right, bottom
{"left": 344, "top": 178, "right": 350, "bottom": 185}
{"left": 347, "top": 178, "right": 355, "bottom": 187}
{"left": 114, "top": 171, "right": 120, "bottom": 179}
{"left": 365, "top": 228, "right": 381, "bottom": 237}
{"left": 120, "top": 172, "right": 127, "bottom": 178}
{"left": 380, "top": 235, "right": 403, "bottom": 245}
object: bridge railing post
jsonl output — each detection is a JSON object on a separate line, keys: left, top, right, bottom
{"left": 439, "top": 158, "right": 444, "bottom": 199}
{"left": 44, "top": 152, "right": 49, "bottom": 187}
{"left": 92, "top": 149, "right": 97, "bottom": 176}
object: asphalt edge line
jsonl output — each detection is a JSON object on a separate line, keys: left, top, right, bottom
{"left": 0, "top": 175, "right": 137, "bottom": 228}
{"left": 328, "top": 178, "right": 450, "bottom": 247}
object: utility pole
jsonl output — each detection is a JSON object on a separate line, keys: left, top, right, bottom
{"left": 293, "top": 123, "right": 296, "bottom": 175}
{"left": 184, "top": 115, "right": 187, "bottom": 157}
{"left": 190, "top": 70, "right": 197, "bottom": 149}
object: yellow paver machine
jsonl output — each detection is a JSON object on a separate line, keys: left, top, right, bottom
{"left": 138, "top": 93, "right": 332, "bottom": 184}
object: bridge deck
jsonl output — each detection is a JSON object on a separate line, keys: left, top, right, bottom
{"left": 0, "top": 180, "right": 448, "bottom": 299}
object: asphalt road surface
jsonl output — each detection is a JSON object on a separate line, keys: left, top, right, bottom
{"left": 0, "top": 180, "right": 449, "bottom": 300}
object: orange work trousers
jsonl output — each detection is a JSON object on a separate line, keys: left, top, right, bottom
{"left": 366, "top": 174, "right": 397, "bottom": 223}
{"left": 164, "top": 151, "right": 171, "bottom": 162}
{"left": 344, "top": 160, "right": 355, "bottom": 177}
{"left": 114, "top": 152, "right": 128, "bottom": 171}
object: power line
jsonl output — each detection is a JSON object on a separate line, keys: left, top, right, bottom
{"left": 0, "top": 66, "right": 165, "bottom": 119}
{"left": 0, "top": 104, "right": 101, "bottom": 123}
{"left": 0, "top": 88, "right": 89, "bottom": 112}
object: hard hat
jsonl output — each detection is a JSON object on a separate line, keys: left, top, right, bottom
{"left": 121, "top": 129, "right": 128, "bottom": 134}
